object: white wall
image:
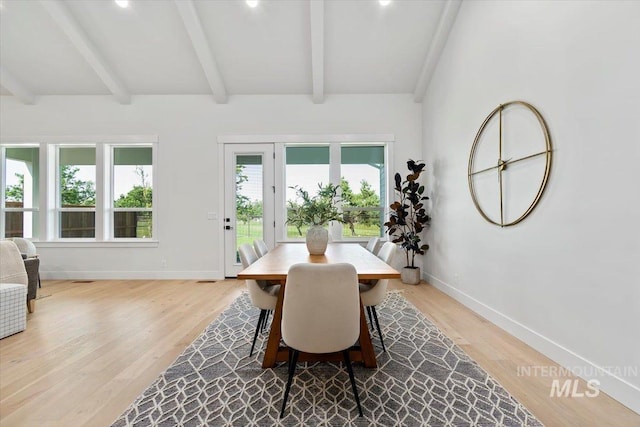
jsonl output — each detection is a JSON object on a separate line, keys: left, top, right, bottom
{"left": 0, "top": 94, "right": 422, "bottom": 279}
{"left": 422, "top": 0, "right": 639, "bottom": 414}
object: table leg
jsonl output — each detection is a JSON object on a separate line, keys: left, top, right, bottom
{"left": 358, "top": 300, "right": 377, "bottom": 368}
{"left": 262, "top": 284, "right": 284, "bottom": 368}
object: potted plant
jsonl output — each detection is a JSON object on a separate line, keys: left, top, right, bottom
{"left": 287, "top": 183, "right": 343, "bottom": 255}
{"left": 384, "top": 160, "right": 431, "bottom": 284}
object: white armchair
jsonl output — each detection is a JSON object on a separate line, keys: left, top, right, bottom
{"left": 0, "top": 241, "right": 28, "bottom": 339}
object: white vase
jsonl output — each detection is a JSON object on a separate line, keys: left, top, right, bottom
{"left": 401, "top": 267, "right": 421, "bottom": 285}
{"left": 306, "top": 225, "right": 328, "bottom": 255}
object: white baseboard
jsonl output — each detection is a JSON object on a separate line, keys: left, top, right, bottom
{"left": 423, "top": 271, "right": 640, "bottom": 415}
{"left": 41, "top": 270, "right": 225, "bottom": 280}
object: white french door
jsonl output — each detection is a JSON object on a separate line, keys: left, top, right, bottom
{"left": 223, "top": 144, "right": 275, "bottom": 277}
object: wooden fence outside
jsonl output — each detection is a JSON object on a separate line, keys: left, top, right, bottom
{"left": 4, "top": 202, "right": 151, "bottom": 238}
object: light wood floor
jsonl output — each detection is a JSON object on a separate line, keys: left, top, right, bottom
{"left": 0, "top": 279, "right": 637, "bottom": 427}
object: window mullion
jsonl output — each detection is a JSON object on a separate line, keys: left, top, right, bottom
{"left": 95, "top": 144, "right": 105, "bottom": 241}
{"left": 151, "top": 144, "right": 158, "bottom": 242}
{"left": 274, "top": 143, "right": 285, "bottom": 241}
{"left": 38, "top": 143, "right": 48, "bottom": 241}
{"left": 329, "top": 143, "right": 342, "bottom": 241}
{"left": 0, "top": 147, "right": 5, "bottom": 238}
{"left": 49, "top": 144, "right": 58, "bottom": 240}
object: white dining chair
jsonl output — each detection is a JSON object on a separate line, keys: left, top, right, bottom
{"left": 238, "top": 244, "right": 279, "bottom": 357}
{"left": 280, "top": 262, "right": 363, "bottom": 418}
{"left": 359, "top": 241, "right": 396, "bottom": 353}
{"left": 365, "top": 236, "right": 380, "bottom": 254}
{"left": 253, "top": 239, "right": 269, "bottom": 258}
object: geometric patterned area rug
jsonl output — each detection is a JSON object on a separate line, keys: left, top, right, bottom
{"left": 112, "top": 291, "right": 543, "bottom": 427}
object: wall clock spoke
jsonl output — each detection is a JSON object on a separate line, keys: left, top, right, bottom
{"left": 468, "top": 157, "right": 512, "bottom": 177}
{"left": 499, "top": 168, "right": 504, "bottom": 227}
{"left": 503, "top": 150, "right": 551, "bottom": 167}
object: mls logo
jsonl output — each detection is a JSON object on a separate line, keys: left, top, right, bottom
{"left": 550, "top": 379, "right": 600, "bottom": 397}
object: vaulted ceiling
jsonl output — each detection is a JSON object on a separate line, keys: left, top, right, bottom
{"left": 0, "top": 0, "right": 461, "bottom": 104}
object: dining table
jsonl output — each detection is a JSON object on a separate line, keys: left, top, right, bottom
{"left": 237, "top": 242, "right": 401, "bottom": 369}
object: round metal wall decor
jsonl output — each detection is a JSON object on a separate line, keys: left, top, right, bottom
{"left": 468, "top": 100, "right": 552, "bottom": 227}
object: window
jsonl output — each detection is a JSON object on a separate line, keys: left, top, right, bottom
{"left": 285, "top": 146, "right": 330, "bottom": 238}
{"left": 282, "top": 143, "right": 387, "bottom": 241}
{"left": 340, "top": 146, "right": 385, "bottom": 238}
{"left": 112, "top": 147, "right": 153, "bottom": 239}
{"left": 58, "top": 147, "right": 96, "bottom": 238}
{"left": 0, "top": 138, "right": 156, "bottom": 243}
{"left": 2, "top": 146, "right": 40, "bottom": 238}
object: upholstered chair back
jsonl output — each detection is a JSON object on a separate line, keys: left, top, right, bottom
{"left": 238, "top": 244, "right": 259, "bottom": 269}
{"left": 238, "top": 243, "right": 278, "bottom": 310}
{"left": 253, "top": 240, "right": 269, "bottom": 258}
{"left": 281, "top": 263, "right": 360, "bottom": 354}
{"left": 360, "top": 242, "right": 396, "bottom": 308}
{"left": 11, "top": 238, "right": 37, "bottom": 257}
{"left": 0, "top": 241, "right": 28, "bottom": 286}
{"left": 365, "top": 237, "right": 380, "bottom": 254}
{"left": 376, "top": 242, "right": 396, "bottom": 264}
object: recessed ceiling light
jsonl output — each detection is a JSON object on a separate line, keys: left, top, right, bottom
{"left": 115, "top": 0, "right": 129, "bottom": 8}
{"left": 379, "top": 0, "right": 391, "bottom": 6}
{"left": 246, "top": 0, "right": 259, "bottom": 8}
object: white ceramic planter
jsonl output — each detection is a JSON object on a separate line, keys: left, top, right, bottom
{"left": 306, "top": 225, "right": 328, "bottom": 255}
{"left": 401, "top": 267, "right": 421, "bottom": 285}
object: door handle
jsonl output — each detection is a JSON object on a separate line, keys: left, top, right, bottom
{"left": 225, "top": 225, "right": 233, "bottom": 230}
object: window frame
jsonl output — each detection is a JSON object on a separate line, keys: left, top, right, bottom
{"left": 0, "top": 144, "right": 41, "bottom": 239}
{"left": 0, "top": 136, "right": 158, "bottom": 245}
{"left": 55, "top": 145, "right": 98, "bottom": 240}
{"left": 339, "top": 143, "right": 388, "bottom": 240}
{"left": 109, "top": 144, "right": 155, "bottom": 240}
{"left": 278, "top": 141, "right": 390, "bottom": 243}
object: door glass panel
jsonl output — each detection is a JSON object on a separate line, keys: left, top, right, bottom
{"left": 285, "top": 146, "right": 330, "bottom": 238}
{"left": 236, "top": 155, "right": 263, "bottom": 261}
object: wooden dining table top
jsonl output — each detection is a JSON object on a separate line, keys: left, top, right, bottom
{"left": 237, "top": 242, "right": 401, "bottom": 281}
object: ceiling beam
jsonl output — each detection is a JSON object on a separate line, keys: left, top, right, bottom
{"left": 413, "top": 0, "right": 462, "bottom": 103}
{"left": 0, "top": 66, "right": 36, "bottom": 105}
{"left": 310, "top": 0, "right": 324, "bottom": 104}
{"left": 174, "top": 0, "right": 228, "bottom": 103}
{"left": 39, "top": 0, "right": 131, "bottom": 104}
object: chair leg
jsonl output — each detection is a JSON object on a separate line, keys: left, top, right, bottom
{"left": 342, "top": 350, "right": 363, "bottom": 417}
{"left": 371, "top": 306, "right": 386, "bottom": 353}
{"left": 366, "top": 306, "right": 374, "bottom": 331}
{"left": 280, "top": 349, "right": 299, "bottom": 418}
{"left": 262, "top": 310, "right": 271, "bottom": 332}
{"left": 250, "top": 310, "right": 265, "bottom": 357}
